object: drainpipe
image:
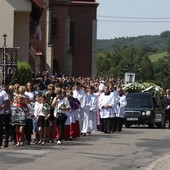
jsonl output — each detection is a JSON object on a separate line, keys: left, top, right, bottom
{"left": 44, "top": 0, "right": 53, "bottom": 74}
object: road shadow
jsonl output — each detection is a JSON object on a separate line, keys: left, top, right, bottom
{"left": 0, "top": 151, "right": 37, "bottom": 168}
{"left": 4, "top": 129, "right": 146, "bottom": 151}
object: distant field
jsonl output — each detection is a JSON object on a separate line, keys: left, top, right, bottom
{"left": 149, "top": 52, "right": 168, "bottom": 62}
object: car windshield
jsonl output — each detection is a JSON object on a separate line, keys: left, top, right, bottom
{"left": 126, "top": 93, "right": 153, "bottom": 107}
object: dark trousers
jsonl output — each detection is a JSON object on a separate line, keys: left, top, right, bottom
{"left": 115, "top": 117, "right": 125, "bottom": 132}
{"left": 11, "top": 125, "right": 17, "bottom": 143}
{"left": 103, "top": 118, "right": 110, "bottom": 133}
{"left": 56, "top": 113, "right": 67, "bottom": 141}
{"left": 162, "top": 110, "right": 170, "bottom": 128}
{"left": 102, "top": 117, "right": 116, "bottom": 133}
{"left": 100, "top": 118, "right": 104, "bottom": 132}
{"left": 103, "top": 118, "right": 115, "bottom": 133}
{"left": 0, "top": 114, "right": 4, "bottom": 146}
{"left": 4, "top": 114, "right": 11, "bottom": 144}
{"left": 110, "top": 117, "right": 116, "bottom": 133}
{"left": 25, "top": 119, "right": 33, "bottom": 143}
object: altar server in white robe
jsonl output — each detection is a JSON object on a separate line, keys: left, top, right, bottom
{"left": 95, "top": 83, "right": 105, "bottom": 130}
{"left": 115, "top": 88, "right": 127, "bottom": 132}
{"left": 87, "top": 85, "right": 97, "bottom": 133}
{"left": 81, "top": 90, "right": 92, "bottom": 135}
{"left": 98, "top": 85, "right": 117, "bottom": 133}
{"left": 73, "top": 82, "right": 86, "bottom": 132}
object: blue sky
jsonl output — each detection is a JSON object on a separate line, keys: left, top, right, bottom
{"left": 96, "top": 0, "right": 170, "bottom": 39}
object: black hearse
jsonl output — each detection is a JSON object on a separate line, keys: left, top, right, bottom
{"left": 124, "top": 92, "right": 163, "bottom": 128}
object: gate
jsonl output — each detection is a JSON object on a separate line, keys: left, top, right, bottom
{"left": 0, "top": 47, "right": 17, "bottom": 85}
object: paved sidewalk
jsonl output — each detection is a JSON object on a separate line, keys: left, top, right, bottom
{"left": 147, "top": 154, "right": 170, "bottom": 170}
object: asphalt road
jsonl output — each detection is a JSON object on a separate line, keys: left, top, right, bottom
{"left": 1, "top": 127, "right": 170, "bottom": 170}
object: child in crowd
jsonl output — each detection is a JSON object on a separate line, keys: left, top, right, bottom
{"left": 32, "top": 94, "right": 41, "bottom": 144}
{"left": 45, "top": 84, "right": 56, "bottom": 143}
{"left": 35, "top": 95, "right": 50, "bottom": 145}
{"left": 13, "top": 95, "right": 28, "bottom": 146}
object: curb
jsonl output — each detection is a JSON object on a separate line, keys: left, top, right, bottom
{"left": 146, "top": 154, "right": 170, "bottom": 170}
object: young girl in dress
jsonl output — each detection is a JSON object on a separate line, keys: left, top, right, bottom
{"left": 32, "top": 94, "right": 41, "bottom": 144}
{"left": 13, "top": 95, "right": 28, "bottom": 146}
{"left": 35, "top": 95, "right": 50, "bottom": 145}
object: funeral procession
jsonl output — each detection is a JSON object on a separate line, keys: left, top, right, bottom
{"left": 0, "top": 0, "right": 170, "bottom": 170}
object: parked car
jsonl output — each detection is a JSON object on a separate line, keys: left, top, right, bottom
{"left": 124, "top": 92, "right": 163, "bottom": 128}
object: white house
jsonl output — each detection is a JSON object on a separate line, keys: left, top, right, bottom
{"left": 0, "top": 0, "right": 31, "bottom": 62}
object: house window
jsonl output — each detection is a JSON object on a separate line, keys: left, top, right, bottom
{"left": 51, "top": 17, "right": 58, "bottom": 36}
{"left": 69, "top": 21, "right": 74, "bottom": 53}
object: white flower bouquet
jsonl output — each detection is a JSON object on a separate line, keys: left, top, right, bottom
{"left": 123, "top": 82, "right": 143, "bottom": 93}
{"left": 59, "top": 103, "right": 67, "bottom": 111}
{"left": 43, "top": 103, "right": 51, "bottom": 118}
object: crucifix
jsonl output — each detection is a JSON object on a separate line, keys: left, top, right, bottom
{"left": 3, "top": 34, "right": 7, "bottom": 47}
{"left": 127, "top": 73, "right": 134, "bottom": 83}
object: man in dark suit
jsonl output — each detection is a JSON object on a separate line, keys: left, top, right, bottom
{"left": 162, "top": 89, "right": 170, "bottom": 129}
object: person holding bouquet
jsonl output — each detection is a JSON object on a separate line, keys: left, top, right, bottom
{"left": 52, "top": 88, "right": 70, "bottom": 145}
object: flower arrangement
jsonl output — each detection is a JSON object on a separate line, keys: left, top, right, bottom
{"left": 142, "top": 83, "right": 163, "bottom": 93}
{"left": 59, "top": 103, "right": 67, "bottom": 111}
{"left": 42, "top": 103, "right": 51, "bottom": 118}
{"left": 141, "top": 82, "right": 157, "bottom": 90}
{"left": 123, "top": 82, "right": 143, "bottom": 93}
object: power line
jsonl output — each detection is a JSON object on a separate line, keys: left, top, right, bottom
{"left": 98, "top": 15, "right": 170, "bottom": 20}
{"left": 98, "top": 19, "right": 170, "bottom": 23}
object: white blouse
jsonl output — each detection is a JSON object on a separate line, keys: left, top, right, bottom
{"left": 53, "top": 97, "right": 70, "bottom": 117}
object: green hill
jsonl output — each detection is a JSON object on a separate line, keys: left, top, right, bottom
{"left": 149, "top": 52, "right": 168, "bottom": 62}
{"left": 97, "top": 31, "right": 170, "bottom": 53}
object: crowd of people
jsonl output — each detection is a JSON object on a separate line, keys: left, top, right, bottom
{"left": 0, "top": 72, "right": 126, "bottom": 148}
{"left": 0, "top": 71, "right": 169, "bottom": 149}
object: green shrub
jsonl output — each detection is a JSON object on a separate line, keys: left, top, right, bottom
{"left": 16, "top": 61, "right": 32, "bottom": 85}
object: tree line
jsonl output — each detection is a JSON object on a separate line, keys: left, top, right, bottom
{"left": 97, "top": 31, "right": 170, "bottom": 53}
{"left": 96, "top": 37, "right": 170, "bottom": 89}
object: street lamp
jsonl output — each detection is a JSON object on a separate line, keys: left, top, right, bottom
{"left": 124, "top": 64, "right": 141, "bottom": 72}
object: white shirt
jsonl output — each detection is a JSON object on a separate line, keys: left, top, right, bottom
{"left": 0, "top": 88, "right": 9, "bottom": 115}
{"left": 53, "top": 97, "right": 70, "bottom": 117}
{"left": 35, "top": 103, "right": 45, "bottom": 117}
{"left": 25, "top": 91, "right": 38, "bottom": 101}
{"left": 25, "top": 103, "right": 34, "bottom": 119}
{"left": 33, "top": 101, "right": 41, "bottom": 117}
